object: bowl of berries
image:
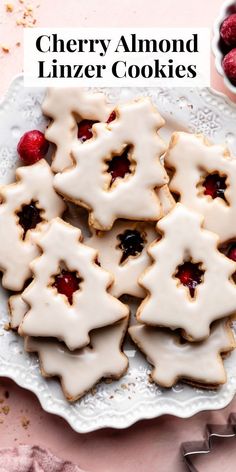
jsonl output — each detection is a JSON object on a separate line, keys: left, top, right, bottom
{"left": 212, "top": 0, "right": 236, "bottom": 93}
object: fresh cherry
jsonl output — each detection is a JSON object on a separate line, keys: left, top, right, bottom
{"left": 203, "top": 173, "right": 227, "bottom": 200}
{"left": 223, "top": 49, "right": 236, "bottom": 85}
{"left": 118, "top": 229, "right": 144, "bottom": 263}
{"left": 175, "top": 261, "right": 204, "bottom": 298}
{"left": 107, "top": 111, "right": 116, "bottom": 123}
{"left": 77, "top": 119, "right": 97, "bottom": 142}
{"left": 17, "top": 202, "right": 42, "bottom": 238}
{"left": 53, "top": 270, "right": 82, "bottom": 305}
{"left": 107, "top": 147, "right": 131, "bottom": 185}
{"left": 17, "top": 130, "right": 49, "bottom": 165}
{"left": 220, "top": 14, "right": 236, "bottom": 47}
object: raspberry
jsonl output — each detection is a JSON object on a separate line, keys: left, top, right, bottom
{"left": 17, "top": 130, "right": 49, "bottom": 165}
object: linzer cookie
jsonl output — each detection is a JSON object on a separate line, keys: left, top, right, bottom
{"left": 54, "top": 98, "right": 168, "bottom": 230}
{"left": 137, "top": 203, "right": 236, "bottom": 341}
{"left": 42, "top": 88, "right": 112, "bottom": 172}
{"left": 19, "top": 218, "right": 129, "bottom": 350}
{"left": 8, "top": 293, "right": 27, "bottom": 330}
{"left": 86, "top": 220, "right": 158, "bottom": 298}
{"left": 0, "top": 160, "right": 65, "bottom": 291}
{"left": 25, "top": 317, "right": 129, "bottom": 402}
{"left": 129, "top": 319, "right": 235, "bottom": 388}
{"left": 165, "top": 132, "right": 236, "bottom": 243}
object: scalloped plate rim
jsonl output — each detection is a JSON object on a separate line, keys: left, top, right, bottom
{"left": 0, "top": 75, "right": 236, "bottom": 432}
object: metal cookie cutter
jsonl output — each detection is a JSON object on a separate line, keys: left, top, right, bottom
{"left": 181, "top": 413, "right": 236, "bottom": 472}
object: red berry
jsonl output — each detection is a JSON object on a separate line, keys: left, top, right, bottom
{"left": 176, "top": 262, "right": 204, "bottom": 298}
{"left": 227, "top": 244, "right": 236, "bottom": 262}
{"left": 223, "top": 49, "right": 236, "bottom": 83}
{"left": 220, "top": 14, "right": 236, "bottom": 46}
{"left": 107, "top": 111, "right": 116, "bottom": 123}
{"left": 77, "top": 120, "right": 97, "bottom": 142}
{"left": 107, "top": 148, "right": 131, "bottom": 185}
{"left": 53, "top": 270, "right": 81, "bottom": 305}
{"left": 17, "top": 130, "right": 49, "bottom": 165}
{"left": 203, "top": 173, "right": 226, "bottom": 200}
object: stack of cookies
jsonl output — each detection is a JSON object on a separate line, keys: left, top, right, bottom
{"left": 1, "top": 87, "right": 236, "bottom": 401}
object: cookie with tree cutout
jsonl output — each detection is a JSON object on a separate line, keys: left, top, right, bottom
{"left": 42, "top": 87, "right": 112, "bottom": 172}
{"left": 129, "top": 319, "right": 236, "bottom": 388}
{"left": 165, "top": 132, "right": 236, "bottom": 244}
{"left": 137, "top": 204, "right": 236, "bottom": 341}
{"left": 19, "top": 218, "right": 129, "bottom": 350}
{"left": 0, "top": 160, "right": 65, "bottom": 291}
{"left": 8, "top": 294, "right": 129, "bottom": 402}
{"left": 54, "top": 98, "right": 169, "bottom": 230}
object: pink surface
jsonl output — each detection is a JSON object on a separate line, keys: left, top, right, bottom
{"left": 1, "top": 1, "right": 236, "bottom": 471}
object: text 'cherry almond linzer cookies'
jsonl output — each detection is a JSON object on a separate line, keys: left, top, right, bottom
{"left": 1, "top": 86, "right": 236, "bottom": 400}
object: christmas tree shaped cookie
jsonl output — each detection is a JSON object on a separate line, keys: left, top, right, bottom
{"left": 0, "top": 160, "right": 65, "bottom": 291}
{"left": 129, "top": 320, "right": 235, "bottom": 388}
{"left": 86, "top": 220, "right": 158, "bottom": 298}
{"left": 137, "top": 204, "right": 236, "bottom": 341}
{"left": 25, "top": 317, "right": 129, "bottom": 401}
{"left": 19, "top": 218, "right": 129, "bottom": 350}
{"left": 42, "top": 87, "right": 112, "bottom": 172}
{"left": 165, "top": 132, "right": 236, "bottom": 243}
{"left": 54, "top": 98, "right": 168, "bottom": 230}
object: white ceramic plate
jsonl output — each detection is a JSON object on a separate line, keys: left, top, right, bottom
{"left": 1, "top": 76, "right": 236, "bottom": 433}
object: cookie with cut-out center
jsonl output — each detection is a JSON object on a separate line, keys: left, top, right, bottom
{"left": 42, "top": 87, "right": 112, "bottom": 173}
{"left": 54, "top": 98, "right": 168, "bottom": 231}
{"left": 165, "top": 131, "right": 236, "bottom": 243}
{"left": 0, "top": 160, "right": 65, "bottom": 291}
{"left": 137, "top": 203, "right": 236, "bottom": 341}
{"left": 86, "top": 221, "right": 158, "bottom": 298}
{"left": 129, "top": 319, "right": 235, "bottom": 388}
{"left": 19, "top": 217, "right": 129, "bottom": 350}
{"left": 24, "top": 317, "right": 129, "bottom": 402}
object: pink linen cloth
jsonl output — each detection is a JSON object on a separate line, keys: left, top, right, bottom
{"left": 0, "top": 445, "right": 87, "bottom": 472}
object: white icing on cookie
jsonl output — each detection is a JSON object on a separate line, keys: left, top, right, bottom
{"left": 42, "top": 88, "right": 112, "bottom": 172}
{"left": 86, "top": 221, "right": 157, "bottom": 298}
{"left": 129, "top": 320, "right": 235, "bottom": 387}
{"left": 0, "top": 160, "right": 65, "bottom": 291}
{"left": 8, "top": 294, "right": 27, "bottom": 330}
{"left": 54, "top": 98, "right": 168, "bottom": 230}
{"left": 137, "top": 203, "right": 236, "bottom": 341}
{"left": 19, "top": 218, "right": 129, "bottom": 350}
{"left": 165, "top": 132, "right": 236, "bottom": 243}
{"left": 25, "top": 317, "right": 129, "bottom": 401}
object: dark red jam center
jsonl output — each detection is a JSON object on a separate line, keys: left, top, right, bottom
{"left": 107, "top": 111, "right": 116, "bottom": 123}
{"left": 17, "top": 202, "right": 42, "bottom": 238}
{"left": 53, "top": 270, "right": 82, "bottom": 305}
{"left": 118, "top": 229, "right": 144, "bottom": 263}
{"left": 203, "top": 173, "right": 227, "bottom": 200}
{"left": 77, "top": 119, "right": 97, "bottom": 142}
{"left": 175, "top": 261, "right": 204, "bottom": 298}
{"left": 226, "top": 243, "right": 236, "bottom": 262}
{"left": 107, "top": 147, "right": 131, "bottom": 186}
